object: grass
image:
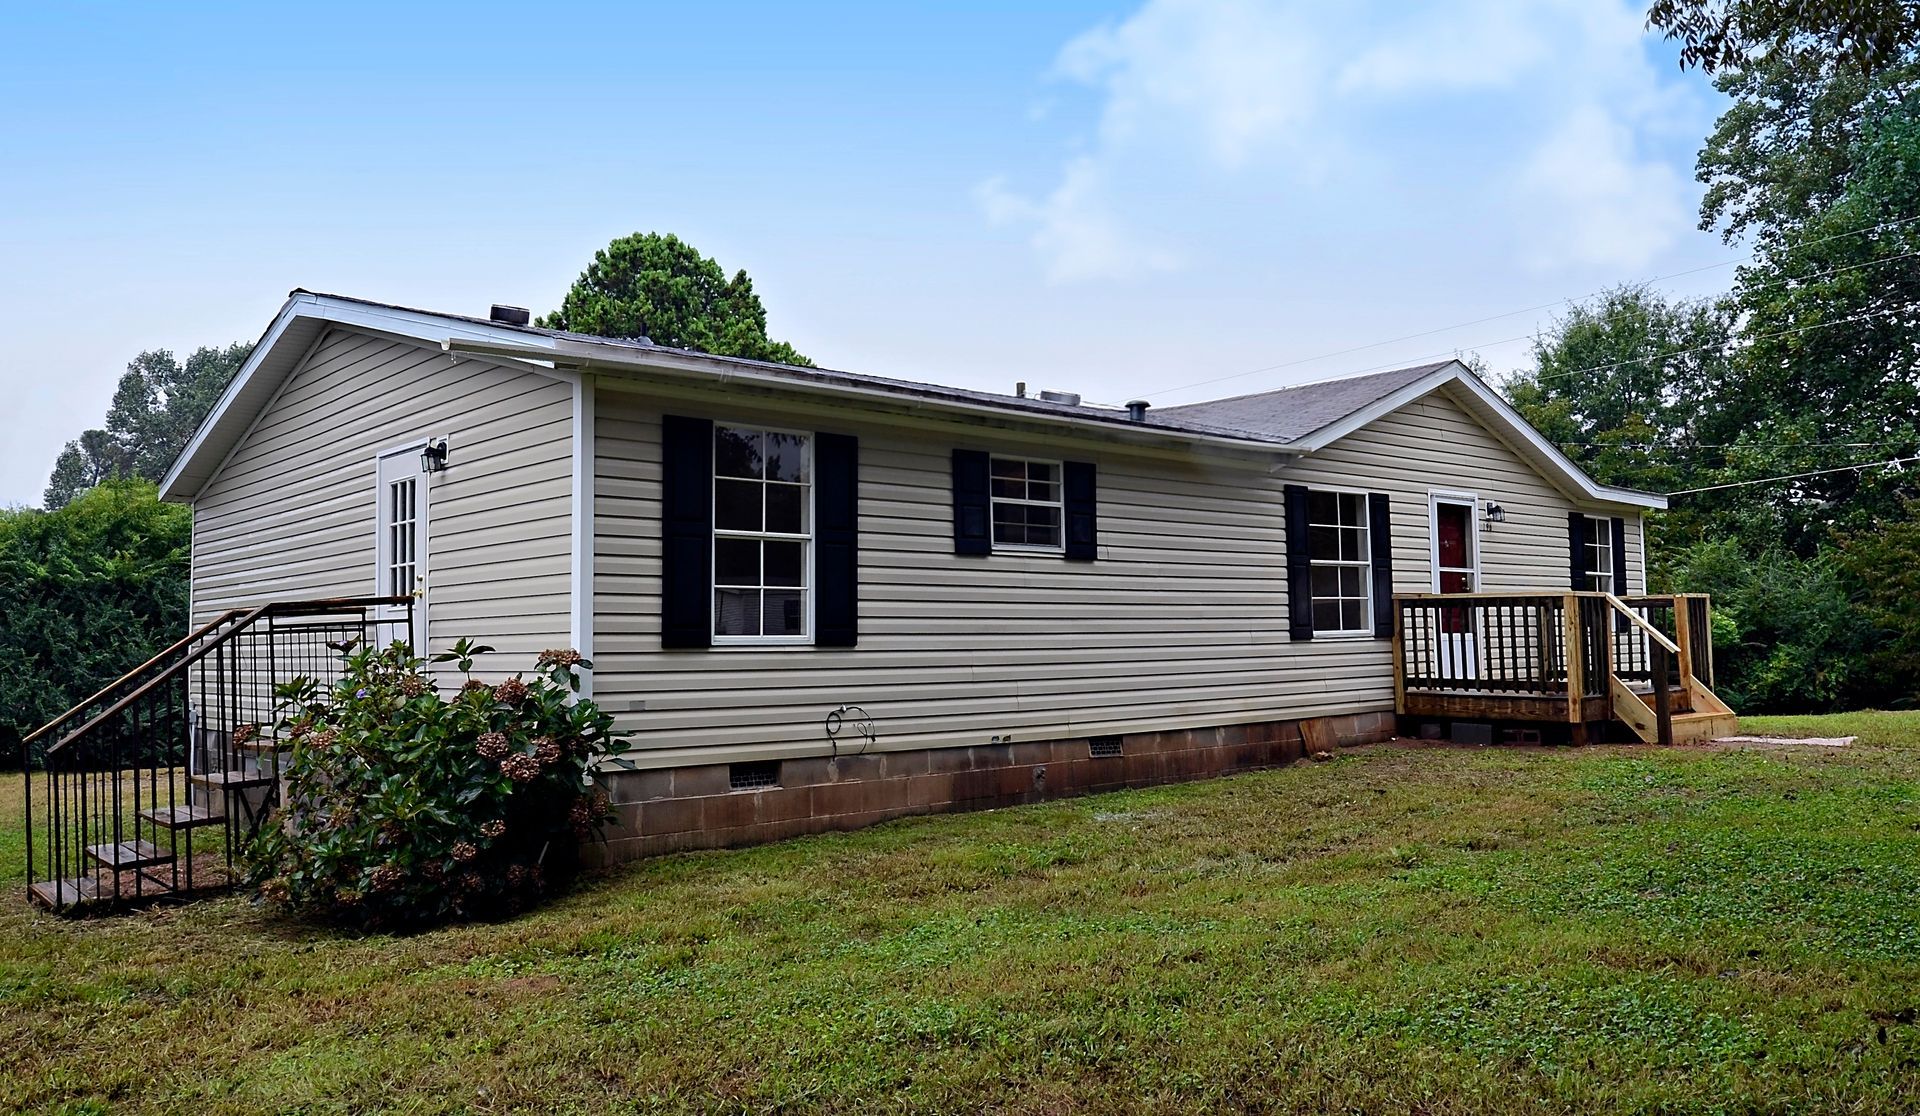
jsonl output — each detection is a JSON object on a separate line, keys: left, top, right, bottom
{"left": 4, "top": 712, "right": 1920, "bottom": 1114}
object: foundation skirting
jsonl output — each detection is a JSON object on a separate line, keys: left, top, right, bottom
{"left": 588, "top": 711, "right": 1395, "bottom": 866}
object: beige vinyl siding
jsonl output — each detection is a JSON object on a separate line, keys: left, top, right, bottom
{"left": 191, "top": 328, "right": 574, "bottom": 675}
{"left": 1280, "top": 384, "right": 1646, "bottom": 597}
{"left": 592, "top": 379, "right": 1649, "bottom": 768}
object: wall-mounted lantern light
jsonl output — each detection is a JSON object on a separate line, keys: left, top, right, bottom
{"left": 1484, "top": 502, "right": 1506, "bottom": 524}
{"left": 420, "top": 438, "right": 449, "bottom": 474}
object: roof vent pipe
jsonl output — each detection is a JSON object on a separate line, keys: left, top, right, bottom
{"left": 489, "top": 304, "right": 532, "bottom": 327}
{"left": 1126, "top": 399, "right": 1149, "bottom": 422}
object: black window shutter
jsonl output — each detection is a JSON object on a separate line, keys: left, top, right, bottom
{"left": 660, "top": 415, "right": 713, "bottom": 649}
{"left": 952, "top": 449, "right": 990, "bottom": 555}
{"left": 816, "top": 432, "right": 859, "bottom": 647}
{"left": 1285, "top": 484, "right": 1313, "bottom": 641}
{"left": 1568, "top": 512, "right": 1589, "bottom": 590}
{"left": 1063, "top": 461, "right": 1097, "bottom": 561}
{"left": 1368, "top": 493, "right": 1394, "bottom": 639}
{"left": 1610, "top": 516, "right": 1628, "bottom": 595}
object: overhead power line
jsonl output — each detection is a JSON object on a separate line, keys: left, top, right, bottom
{"left": 1667, "top": 455, "right": 1920, "bottom": 496}
{"left": 1532, "top": 296, "right": 1920, "bottom": 384}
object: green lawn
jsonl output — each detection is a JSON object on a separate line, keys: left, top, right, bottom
{"left": 5, "top": 712, "right": 1920, "bottom": 1114}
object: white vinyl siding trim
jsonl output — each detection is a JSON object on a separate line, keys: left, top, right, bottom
{"left": 189, "top": 328, "right": 574, "bottom": 679}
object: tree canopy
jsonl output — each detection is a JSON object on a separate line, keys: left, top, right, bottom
{"left": 1648, "top": 0, "right": 1920, "bottom": 75}
{"left": 45, "top": 342, "right": 252, "bottom": 509}
{"left": 1, "top": 479, "right": 191, "bottom": 762}
{"left": 538, "top": 232, "right": 812, "bottom": 367}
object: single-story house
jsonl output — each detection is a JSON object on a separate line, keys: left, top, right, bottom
{"left": 151, "top": 289, "right": 1722, "bottom": 862}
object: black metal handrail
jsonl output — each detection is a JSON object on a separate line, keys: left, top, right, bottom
{"left": 23, "top": 596, "right": 413, "bottom": 914}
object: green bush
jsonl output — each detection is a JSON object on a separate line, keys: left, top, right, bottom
{"left": 251, "top": 639, "right": 622, "bottom": 929}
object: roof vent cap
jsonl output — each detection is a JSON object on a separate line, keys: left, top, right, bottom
{"left": 1126, "top": 400, "right": 1150, "bottom": 422}
{"left": 1038, "top": 389, "right": 1082, "bottom": 406}
{"left": 489, "top": 304, "right": 532, "bottom": 327}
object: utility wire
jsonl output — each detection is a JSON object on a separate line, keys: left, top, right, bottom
{"left": 1533, "top": 297, "right": 1920, "bottom": 383}
{"left": 1139, "top": 212, "right": 1920, "bottom": 402}
{"left": 1667, "top": 455, "right": 1920, "bottom": 496}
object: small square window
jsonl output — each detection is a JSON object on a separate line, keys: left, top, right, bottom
{"left": 989, "top": 456, "right": 1065, "bottom": 551}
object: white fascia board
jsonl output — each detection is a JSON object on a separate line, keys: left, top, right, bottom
{"left": 159, "top": 296, "right": 308, "bottom": 501}
{"left": 1285, "top": 359, "right": 1668, "bottom": 511}
{"left": 443, "top": 336, "right": 1286, "bottom": 456}
{"left": 160, "top": 293, "right": 580, "bottom": 501}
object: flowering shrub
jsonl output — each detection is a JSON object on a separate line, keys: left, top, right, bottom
{"left": 249, "top": 639, "right": 621, "bottom": 929}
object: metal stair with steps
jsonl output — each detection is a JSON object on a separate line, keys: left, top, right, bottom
{"left": 22, "top": 597, "right": 412, "bottom": 915}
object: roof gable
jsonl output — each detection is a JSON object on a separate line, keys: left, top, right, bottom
{"left": 1164, "top": 360, "right": 1664, "bottom": 509}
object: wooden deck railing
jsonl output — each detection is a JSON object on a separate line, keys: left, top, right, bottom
{"left": 1391, "top": 592, "right": 1718, "bottom": 745}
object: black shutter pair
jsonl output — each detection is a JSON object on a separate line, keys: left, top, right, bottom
{"left": 1567, "top": 513, "right": 1627, "bottom": 593}
{"left": 1285, "top": 485, "right": 1393, "bottom": 641}
{"left": 660, "top": 415, "right": 859, "bottom": 650}
{"left": 951, "top": 450, "right": 1097, "bottom": 561}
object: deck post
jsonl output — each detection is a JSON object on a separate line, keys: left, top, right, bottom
{"left": 1671, "top": 594, "right": 1695, "bottom": 693}
{"left": 1651, "top": 642, "right": 1674, "bottom": 746}
{"left": 1561, "top": 594, "right": 1585, "bottom": 733}
{"left": 1390, "top": 598, "right": 1407, "bottom": 717}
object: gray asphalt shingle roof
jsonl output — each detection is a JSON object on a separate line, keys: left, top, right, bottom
{"left": 1155, "top": 361, "right": 1457, "bottom": 444}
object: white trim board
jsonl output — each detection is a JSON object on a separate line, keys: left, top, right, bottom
{"left": 569, "top": 376, "right": 595, "bottom": 696}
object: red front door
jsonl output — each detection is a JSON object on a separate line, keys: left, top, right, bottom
{"left": 1434, "top": 500, "right": 1476, "bottom": 633}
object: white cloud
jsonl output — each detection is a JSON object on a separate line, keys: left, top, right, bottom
{"left": 977, "top": 159, "right": 1181, "bottom": 284}
{"left": 978, "top": 0, "right": 1705, "bottom": 282}
{"left": 1515, "top": 102, "right": 1693, "bottom": 271}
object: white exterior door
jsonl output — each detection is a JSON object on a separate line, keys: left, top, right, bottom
{"left": 1430, "top": 493, "right": 1480, "bottom": 681}
{"left": 376, "top": 449, "right": 428, "bottom": 651}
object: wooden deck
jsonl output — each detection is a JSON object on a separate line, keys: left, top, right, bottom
{"left": 1391, "top": 592, "right": 1735, "bottom": 745}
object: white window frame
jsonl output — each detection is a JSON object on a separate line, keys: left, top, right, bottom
{"left": 1427, "top": 490, "right": 1482, "bottom": 594}
{"left": 1584, "top": 515, "right": 1615, "bottom": 594}
{"left": 988, "top": 454, "right": 1067, "bottom": 554}
{"left": 1306, "top": 485, "right": 1375, "bottom": 638}
{"left": 711, "top": 422, "right": 815, "bottom": 647}
{"left": 374, "top": 443, "right": 430, "bottom": 651}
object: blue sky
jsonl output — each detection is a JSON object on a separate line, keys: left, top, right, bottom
{"left": 0, "top": 1, "right": 1730, "bottom": 506}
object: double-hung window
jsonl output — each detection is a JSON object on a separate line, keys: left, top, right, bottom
{"left": 990, "top": 456, "right": 1064, "bottom": 551}
{"left": 1583, "top": 515, "right": 1614, "bottom": 593}
{"left": 1307, "top": 491, "right": 1373, "bottom": 635}
{"left": 712, "top": 425, "right": 812, "bottom": 642}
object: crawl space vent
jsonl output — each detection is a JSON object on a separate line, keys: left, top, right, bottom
{"left": 728, "top": 761, "right": 781, "bottom": 790}
{"left": 1089, "top": 736, "right": 1123, "bottom": 759}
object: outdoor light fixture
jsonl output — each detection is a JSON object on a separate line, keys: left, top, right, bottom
{"left": 1484, "top": 502, "right": 1506, "bottom": 524}
{"left": 420, "top": 438, "right": 449, "bottom": 474}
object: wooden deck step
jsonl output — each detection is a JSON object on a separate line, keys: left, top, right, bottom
{"left": 140, "top": 804, "right": 225, "bottom": 830}
{"left": 85, "top": 840, "right": 175, "bottom": 870}
{"left": 235, "top": 737, "right": 289, "bottom": 754}
{"left": 29, "top": 876, "right": 103, "bottom": 909}
{"left": 188, "top": 769, "right": 275, "bottom": 790}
